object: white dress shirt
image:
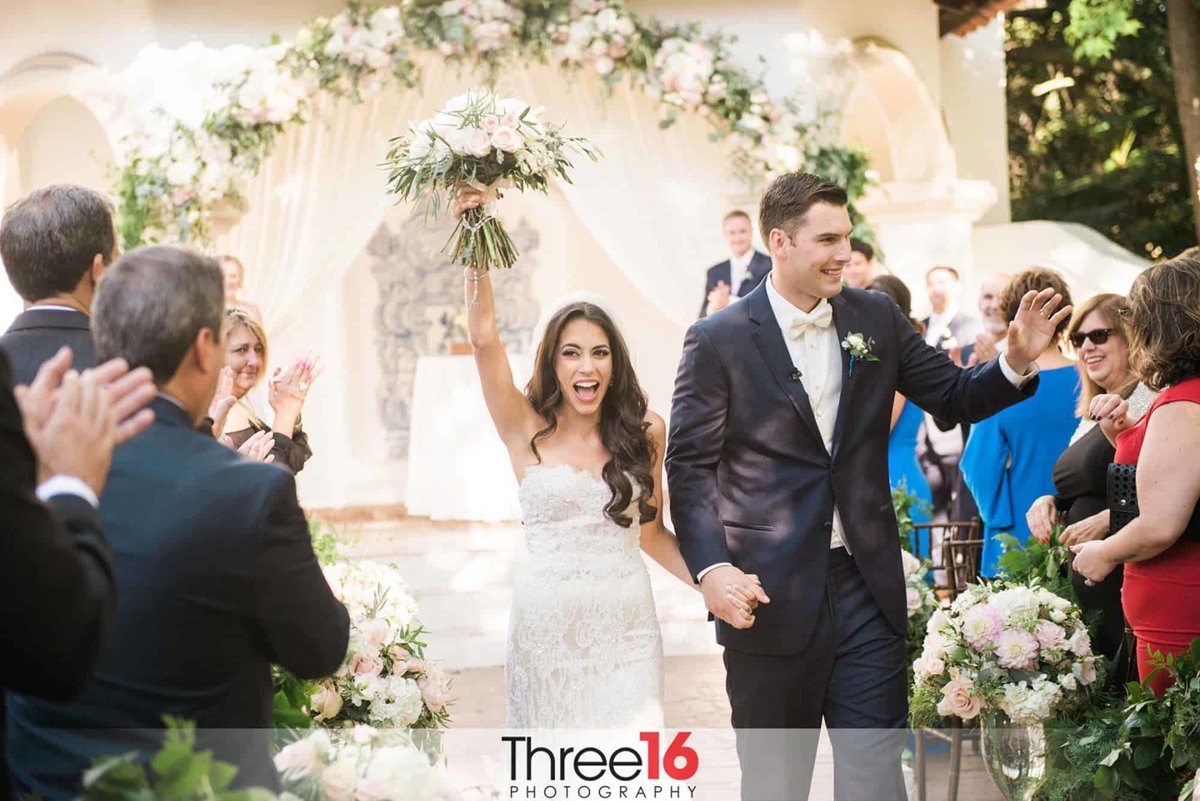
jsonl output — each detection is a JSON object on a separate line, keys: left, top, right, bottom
{"left": 925, "top": 305, "right": 960, "bottom": 347}
{"left": 696, "top": 279, "right": 1036, "bottom": 583}
{"left": 728, "top": 250, "right": 755, "bottom": 299}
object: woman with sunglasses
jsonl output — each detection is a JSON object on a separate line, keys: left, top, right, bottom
{"left": 1072, "top": 254, "right": 1200, "bottom": 694}
{"left": 1025, "top": 294, "right": 1156, "bottom": 683}
{"left": 961, "top": 267, "right": 1081, "bottom": 576}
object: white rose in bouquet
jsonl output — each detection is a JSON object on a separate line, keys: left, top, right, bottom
{"left": 385, "top": 88, "right": 599, "bottom": 271}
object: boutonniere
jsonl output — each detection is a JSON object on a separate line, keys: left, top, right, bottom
{"left": 841, "top": 332, "right": 879, "bottom": 377}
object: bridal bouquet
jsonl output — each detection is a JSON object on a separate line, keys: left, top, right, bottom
{"left": 305, "top": 561, "right": 452, "bottom": 730}
{"left": 275, "top": 728, "right": 457, "bottom": 801}
{"left": 383, "top": 88, "right": 600, "bottom": 271}
{"left": 910, "top": 581, "right": 1101, "bottom": 727}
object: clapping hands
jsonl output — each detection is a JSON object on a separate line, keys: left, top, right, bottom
{"left": 15, "top": 347, "right": 156, "bottom": 495}
{"left": 700, "top": 565, "right": 771, "bottom": 629}
{"left": 269, "top": 353, "right": 322, "bottom": 429}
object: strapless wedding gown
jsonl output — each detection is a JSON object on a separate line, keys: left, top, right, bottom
{"left": 507, "top": 464, "right": 664, "bottom": 728}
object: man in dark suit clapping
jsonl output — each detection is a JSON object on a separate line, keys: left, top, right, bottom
{"left": 0, "top": 185, "right": 118, "bottom": 384}
{"left": 1, "top": 347, "right": 155, "bottom": 801}
{"left": 699, "top": 210, "right": 771, "bottom": 318}
{"left": 7, "top": 246, "right": 350, "bottom": 801}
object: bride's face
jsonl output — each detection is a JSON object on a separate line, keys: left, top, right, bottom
{"left": 225, "top": 326, "right": 264, "bottom": 399}
{"left": 554, "top": 319, "right": 613, "bottom": 416}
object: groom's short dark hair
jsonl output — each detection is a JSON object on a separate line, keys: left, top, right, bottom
{"left": 759, "top": 172, "right": 847, "bottom": 243}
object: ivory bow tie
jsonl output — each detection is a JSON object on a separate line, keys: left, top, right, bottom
{"left": 789, "top": 303, "right": 834, "bottom": 337}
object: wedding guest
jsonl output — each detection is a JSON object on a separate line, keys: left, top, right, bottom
{"left": 868, "top": 276, "right": 932, "bottom": 552}
{"left": 961, "top": 267, "right": 1080, "bottom": 575}
{"left": 919, "top": 265, "right": 983, "bottom": 524}
{"left": 0, "top": 185, "right": 117, "bottom": 384}
{"left": 1073, "top": 253, "right": 1200, "bottom": 694}
{"left": 220, "top": 308, "right": 317, "bottom": 473}
{"left": 219, "top": 255, "right": 263, "bottom": 322}
{"left": 846, "top": 238, "right": 880, "bottom": 289}
{"left": 1025, "top": 293, "right": 1153, "bottom": 684}
{"left": 969, "top": 272, "right": 1012, "bottom": 365}
{"left": 1, "top": 348, "right": 154, "bottom": 801}
{"left": 699, "top": 210, "right": 770, "bottom": 318}
{"left": 6, "top": 245, "right": 349, "bottom": 801}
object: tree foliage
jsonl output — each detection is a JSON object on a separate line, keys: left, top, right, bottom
{"left": 1006, "top": 0, "right": 1194, "bottom": 259}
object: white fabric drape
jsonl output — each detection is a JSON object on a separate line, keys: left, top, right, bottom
{"left": 513, "top": 63, "right": 744, "bottom": 327}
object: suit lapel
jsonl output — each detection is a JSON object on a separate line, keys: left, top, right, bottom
{"left": 746, "top": 285, "right": 826, "bottom": 448}
{"left": 830, "top": 293, "right": 858, "bottom": 458}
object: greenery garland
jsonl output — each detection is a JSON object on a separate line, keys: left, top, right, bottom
{"left": 111, "top": 0, "right": 870, "bottom": 249}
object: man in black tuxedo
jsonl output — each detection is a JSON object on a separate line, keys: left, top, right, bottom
{"left": 7, "top": 246, "right": 349, "bottom": 801}
{"left": 0, "top": 185, "right": 117, "bottom": 385}
{"left": 667, "top": 173, "right": 1069, "bottom": 800}
{"left": 699, "top": 210, "right": 771, "bottom": 318}
{"left": 1, "top": 346, "right": 155, "bottom": 801}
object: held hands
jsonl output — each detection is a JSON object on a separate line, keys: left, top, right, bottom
{"left": 1026, "top": 495, "right": 1059, "bottom": 544}
{"left": 700, "top": 565, "right": 771, "bottom": 630}
{"left": 706, "top": 281, "right": 731, "bottom": 315}
{"left": 14, "top": 347, "right": 156, "bottom": 495}
{"left": 1004, "top": 288, "right": 1073, "bottom": 373}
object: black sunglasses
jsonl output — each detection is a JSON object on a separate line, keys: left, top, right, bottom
{"left": 1069, "top": 328, "right": 1115, "bottom": 348}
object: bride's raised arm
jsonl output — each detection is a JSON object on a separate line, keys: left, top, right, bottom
{"left": 454, "top": 186, "right": 539, "bottom": 454}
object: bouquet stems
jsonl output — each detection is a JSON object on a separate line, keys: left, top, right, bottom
{"left": 446, "top": 206, "right": 519, "bottom": 271}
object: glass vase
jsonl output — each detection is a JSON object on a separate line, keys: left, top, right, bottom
{"left": 980, "top": 710, "right": 1046, "bottom": 801}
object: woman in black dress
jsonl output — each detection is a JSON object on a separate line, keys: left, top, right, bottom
{"left": 219, "top": 308, "right": 319, "bottom": 473}
{"left": 1026, "top": 293, "right": 1154, "bottom": 683}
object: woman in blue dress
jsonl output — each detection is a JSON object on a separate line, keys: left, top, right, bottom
{"left": 868, "top": 276, "right": 933, "bottom": 556}
{"left": 960, "top": 268, "right": 1081, "bottom": 576}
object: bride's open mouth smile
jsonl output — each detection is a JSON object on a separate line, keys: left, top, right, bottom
{"left": 572, "top": 380, "right": 600, "bottom": 403}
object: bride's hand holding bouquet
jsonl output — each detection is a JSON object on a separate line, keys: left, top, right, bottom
{"left": 384, "top": 88, "right": 600, "bottom": 272}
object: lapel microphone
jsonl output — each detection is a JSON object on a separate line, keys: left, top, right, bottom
{"left": 790, "top": 368, "right": 803, "bottom": 383}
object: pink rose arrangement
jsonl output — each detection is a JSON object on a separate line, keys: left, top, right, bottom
{"left": 910, "top": 580, "right": 1102, "bottom": 727}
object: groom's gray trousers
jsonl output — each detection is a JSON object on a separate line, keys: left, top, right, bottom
{"left": 723, "top": 546, "right": 907, "bottom": 801}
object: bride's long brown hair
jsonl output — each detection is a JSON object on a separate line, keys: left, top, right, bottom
{"left": 526, "top": 302, "right": 656, "bottom": 528}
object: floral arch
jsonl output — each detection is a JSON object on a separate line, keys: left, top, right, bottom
{"left": 112, "top": 0, "right": 871, "bottom": 249}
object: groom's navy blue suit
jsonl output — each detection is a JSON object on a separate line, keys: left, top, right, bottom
{"left": 667, "top": 281, "right": 1036, "bottom": 800}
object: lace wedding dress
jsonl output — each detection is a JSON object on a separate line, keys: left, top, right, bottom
{"left": 508, "top": 463, "right": 665, "bottom": 728}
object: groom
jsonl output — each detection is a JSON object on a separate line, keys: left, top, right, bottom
{"left": 666, "top": 172, "right": 1069, "bottom": 800}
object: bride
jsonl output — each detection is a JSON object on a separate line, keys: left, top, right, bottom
{"left": 453, "top": 186, "right": 763, "bottom": 728}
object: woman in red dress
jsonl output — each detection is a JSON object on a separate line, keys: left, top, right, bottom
{"left": 1072, "top": 253, "right": 1200, "bottom": 694}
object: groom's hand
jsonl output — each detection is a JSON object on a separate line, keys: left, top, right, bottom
{"left": 700, "top": 566, "right": 770, "bottom": 630}
{"left": 1004, "top": 287, "right": 1073, "bottom": 374}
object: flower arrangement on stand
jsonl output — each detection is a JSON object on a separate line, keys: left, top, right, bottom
{"left": 901, "top": 550, "right": 939, "bottom": 689}
{"left": 911, "top": 580, "right": 1101, "bottom": 728}
{"left": 112, "top": 1, "right": 871, "bottom": 250}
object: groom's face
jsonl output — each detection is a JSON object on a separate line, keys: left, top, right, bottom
{"left": 771, "top": 202, "right": 853, "bottom": 307}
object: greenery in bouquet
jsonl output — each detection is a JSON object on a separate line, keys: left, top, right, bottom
{"left": 995, "top": 525, "right": 1079, "bottom": 608}
{"left": 910, "top": 579, "right": 1102, "bottom": 729}
{"left": 275, "top": 561, "right": 452, "bottom": 732}
{"left": 383, "top": 88, "right": 600, "bottom": 271}
{"left": 81, "top": 717, "right": 276, "bottom": 801}
{"left": 275, "top": 728, "right": 457, "bottom": 801}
